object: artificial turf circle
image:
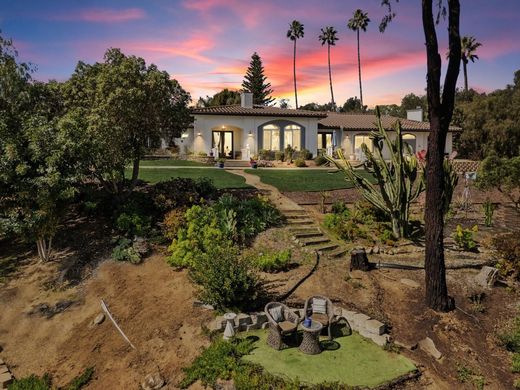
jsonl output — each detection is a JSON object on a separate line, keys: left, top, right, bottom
{"left": 243, "top": 330, "right": 416, "bottom": 388}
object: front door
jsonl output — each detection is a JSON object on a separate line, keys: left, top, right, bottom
{"left": 212, "top": 131, "right": 234, "bottom": 158}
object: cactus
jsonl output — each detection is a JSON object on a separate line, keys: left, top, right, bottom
{"left": 326, "top": 107, "right": 425, "bottom": 239}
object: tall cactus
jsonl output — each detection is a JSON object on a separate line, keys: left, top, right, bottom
{"left": 326, "top": 107, "right": 425, "bottom": 238}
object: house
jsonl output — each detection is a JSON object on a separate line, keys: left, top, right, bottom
{"left": 179, "top": 92, "right": 460, "bottom": 160}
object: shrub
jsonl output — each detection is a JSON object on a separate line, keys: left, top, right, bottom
{"left": 513, "top": 353, "right": 520, "bottom": 373}
{"left": 314, "top": 155, "right": 328, "bottom": 166}
{"left": 284, "top": 145, "right": 295, "bottom": 162}
{"left": 323, "top": 212, "right": 368, "bottom": 242}
{"left": 301, "top": 148, "right": 313, "bottom": 160}
{"left": 274, "top": 151, "right": 284, "bottom": 161}
{"left": 115, "top": 212, "right": 151, "bottom": 237}
{"left": 294, "top": 158, "right": 306, "bottom": 167}
{"left": 492, "top": 232, "right": 520, "bottom": 278}
{"left": 498, "top": 316, "right": 520, "bottom": 353}
{"left": 197, "top": 151, "right": 208, "bottom": 157}
{"left": 331, "top": 201, "right": 349, "bottom": 215}
{"left": 152, "top": 177, "right": 216, "bottom": 212}
{"left": 258, "top": 149, "right": 275, "bottom": 161}
{"left": 111, "top": 238, "right": 141, "bottom": 264}
{"left": 189, "top": 243, "right": 261, "bottom": 311}
{"left": 162, "top": 208, "right": 186, "bottom": 240}
{"left": 7, "top": 375, "right": 51, "bottom": 390}
{"left": 168, "top": 205, "right": 227, "bottom": 268}
{"left": 253, "top": 249, "right": 292, "bottom": 272}
{"left": 452, "top": 225, "right": 478, "bottom": 251}
{"left": 180, "top": 338, "right": 254, "bottom": 388}
{"left": 482, "top": 199, "right": 496, "bottom": 227}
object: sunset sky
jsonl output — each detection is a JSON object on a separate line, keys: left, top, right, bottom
{"left": 1, "top": 0, "right": 519, "bottom": 108}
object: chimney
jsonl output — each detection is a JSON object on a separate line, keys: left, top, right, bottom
{"left": 406, "top": 107, "right": 423, "bottom": 122}
{"left": 241, "top": 92, "right": 253, "bottom": 108}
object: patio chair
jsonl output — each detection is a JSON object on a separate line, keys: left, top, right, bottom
{"left": 264, "top": 302, "right": 300, "bottom": 350}
{"left": 303, "top": 295, "right": 336, "bottom": 340}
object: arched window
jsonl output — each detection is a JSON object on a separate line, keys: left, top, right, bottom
{"left": 403, "top": 134, "right": 416, "bottom": 153}
{"left": 284, "top": 124, "right": 301, "bottom": 150}
{"left": 262, "top": 124, "right": 280, "bottom": 151}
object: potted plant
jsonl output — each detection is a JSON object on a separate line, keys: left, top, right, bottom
{"left": 217, "top": 158, "right": 225, "bottom": 168}
{"left": 250, "top": 158, "right": 258, "bottom": 169}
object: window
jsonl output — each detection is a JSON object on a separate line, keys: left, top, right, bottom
{"left": 262, "top": 124, "right": 280, "bottom": 151}
{"left": 317, "top": 133, "right": 333, "bottom": 149}
{"left": 284, "top": 124, "right": 301, "bottom": 150}
{"left": 403, "top": 134, "right": 416, "bottom": 153}
{"left": 354, "top": 134, "right": 372, "bottom": 152}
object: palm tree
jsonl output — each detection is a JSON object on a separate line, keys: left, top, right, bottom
{"left": 287, "top": 20, "right": 304, "bottom": 109}
{"left": 461, "top": 36, "right": 481, "bottom": 91}
{"left": 348, "top": 9, "right": 370, "bottom": 108}
{"left": 319, "top": 26, "right": 339, "bottom": 108}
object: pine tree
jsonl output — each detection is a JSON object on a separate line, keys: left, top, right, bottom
{"left": 241, "top": 52, "right": 274, "bottom": 106}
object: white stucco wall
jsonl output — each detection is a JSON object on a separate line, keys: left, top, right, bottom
{"left": 191, "top": 115, "right": 319, "bottom": 159}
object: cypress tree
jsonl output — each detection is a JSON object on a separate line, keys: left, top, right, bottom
{"left": 241, "top": 52, "right": 274, "bottom": 106}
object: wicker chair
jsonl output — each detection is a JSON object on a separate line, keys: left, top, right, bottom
{"left": 264, "top": 302, "right": 300, "bottom": 350}
{"left": 303, "top": 295, "right": 335, "bottom": 340}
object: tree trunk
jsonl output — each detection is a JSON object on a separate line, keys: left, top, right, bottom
{"left": 130, "top": 157, "right": 140, "bottom": 191}
{"left": 36, "top": 237, "right": 53, "bottom": 262}
{"left": 357, "top": 30, "right": 363, "bottom": 107}
{"left": 350, "top": 249, "right": 370, "bottom": 271}
{"left": 293, "top": 40, "right": 298, "bottom": 109}
{"left": 422, "top": 0, "right": 461, "bottom": 312}
{"left": 462, "top": 58, "right": 468, "bottom": 91}
{"left": 328, "top": 44, "right": 335, "bottom": 107}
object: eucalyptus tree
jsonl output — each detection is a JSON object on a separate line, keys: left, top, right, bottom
{"left": 348, "top": 9, "right": 370, "bottom": 107}
{"left": 460, "top": 35, "right": 481, "bottom": 91}
{"left": 319, "top": 26, "right": 339, "bottom": 108}
{"left": 287, "top": 20, "right": 304, "bottom": 108}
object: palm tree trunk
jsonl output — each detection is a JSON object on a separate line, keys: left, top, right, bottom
{"left": 328, "top": 44, "right": 335, "bottom": 107}
{"left": 293, "top": 40, "right": 298, "bottom": 109}
{"left": 462, "top": 58, "right": 468, "bottom": 91}
{"left": 357, "top": 30, "right": 363, "bottom": 107}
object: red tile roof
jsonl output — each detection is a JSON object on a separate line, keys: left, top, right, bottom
{"left": 318, "top": 112, "right": 461, "bottom": 132}
{"left": 191, "top": 104, "right": 328, "bottom": 118}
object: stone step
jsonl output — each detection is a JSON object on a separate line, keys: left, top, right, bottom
{"left": 299, "top": 237, "right": 330, "bottom": 246}
{"left": 293, "top": 231, "right": 324, "bottom": 239}
{"left": 285, "top": 214, "right": 310, "bottom": 219}
{"left": 312, "top": 243, "right": 339, "bottom": 253}
{"left": 287, "top": 219, "right": 315, "bottom": 225}
{"left": 327, "top": 248, "right": 348, "bottom": 258}
{"left": 280, "top": 209, "right": 306, "bottom": 215}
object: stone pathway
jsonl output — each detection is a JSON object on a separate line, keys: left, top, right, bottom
{"left": 0, "top": 357, "right": 13, "bottom": 389}
{"left": 230, "top": 170, "right": 348, "bottom": 259}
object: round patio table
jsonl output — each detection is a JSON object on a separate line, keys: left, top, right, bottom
{"left": 299, "top": 320, "right": 323, "bottom": 355}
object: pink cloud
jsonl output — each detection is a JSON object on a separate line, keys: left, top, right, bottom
{"left": 51, "top": 8, "right": 146, "bottom": 23}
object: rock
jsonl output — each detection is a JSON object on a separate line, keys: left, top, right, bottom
{"left": 363, "top": 319, "right": 386, "bottom": 336}
{"left": 359, "top": 329, "right": 390, "bottom": 346}
{"left": 341, "top": 309, "right": 357, "bottom": 325}
{"left": 141, "top": 372, "right": 165, "bottom": 390}
{"left": 236, "top": 313, "right": 252, "bottom": 330}
{"left": 373, "top": 246, "right": 380, "bottom": 254}
{"left": 395, "top": 340, "right": 418, "bottom": 350}
{"left": 367, "top": 247, "right": 373, "bottom": 255}
{"left": 93, "top": 313, "right": 105, "bottom": 325}
{"left": 0, "top": 372, "right": 13, "bottom": 388}
{"left": 419, "top": 337, "right": 443, "bottom": 360}
{"left": 400, "top": 278, "right": 420, "bottom": 289}
{"left": 350, "top": 313, "right": 370, "bottom": 331}
{"left": 475, "top": 266, "right": 499, "bottom": 288}
{"left": 133, "top": 236, "right": 150, "bottom": 256}
{"left": 213, "top": 316, "right": 226, "bottom": 332}
{"left": 0, "top": 365, "right": 9, "bottom": 374}
{"left": 253, "top": 312, "right": 267, "bottom": 326}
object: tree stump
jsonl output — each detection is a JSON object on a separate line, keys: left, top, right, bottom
{"left": 350, "top": 249, "right": 370, "bottom": 271}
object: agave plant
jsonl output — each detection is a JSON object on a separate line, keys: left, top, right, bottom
{"left": 326, "top": 108, "right": 425, "bottom": 238}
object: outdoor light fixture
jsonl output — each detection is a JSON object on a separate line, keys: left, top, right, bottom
{"left": 248, "top": 130, "right": 253, "bottom": 136}
{"left": 197, "top": 132, "right": 202, "bottom": 137}
{"left": 181, "top": 132, "right": 189, "bottom": 139}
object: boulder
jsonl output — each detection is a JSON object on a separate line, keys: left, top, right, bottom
{"left": 419, "top": 337, "right": 442, "bottom": 360}
{"left": 141, "top": 372, "right": 165, "bottom": 390}
{"left": 236, "top": 314, "right": 252, "bottom": 330}
{"left": 474, "top": 266, "right": 499, "bottom": 288}
{"left": 213, "top": 316, "right": 226, "bottom": 332}
{"left": 350, "top": 313, "right": 370, "bottom": 331}
{"left": 0, "top": 365, "right": 9, "bottom": 374}
{"left": 0, "top": 372, "right": 13, "bottom": 388}
{"left": 359, "top": 329, "right": 390, "bottom": 347}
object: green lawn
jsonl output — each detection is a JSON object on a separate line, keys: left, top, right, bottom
{"left": 127, "top": 167, "right": 251, "bottom": 189}
{"left": 245, "top": 169, "right": 374, "bottom": 192}
{"left": 140, "top": 159, "right": 207, "bottom": 167}
{"left": 244, "top": 330, "right": 416, "bottom": 388}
